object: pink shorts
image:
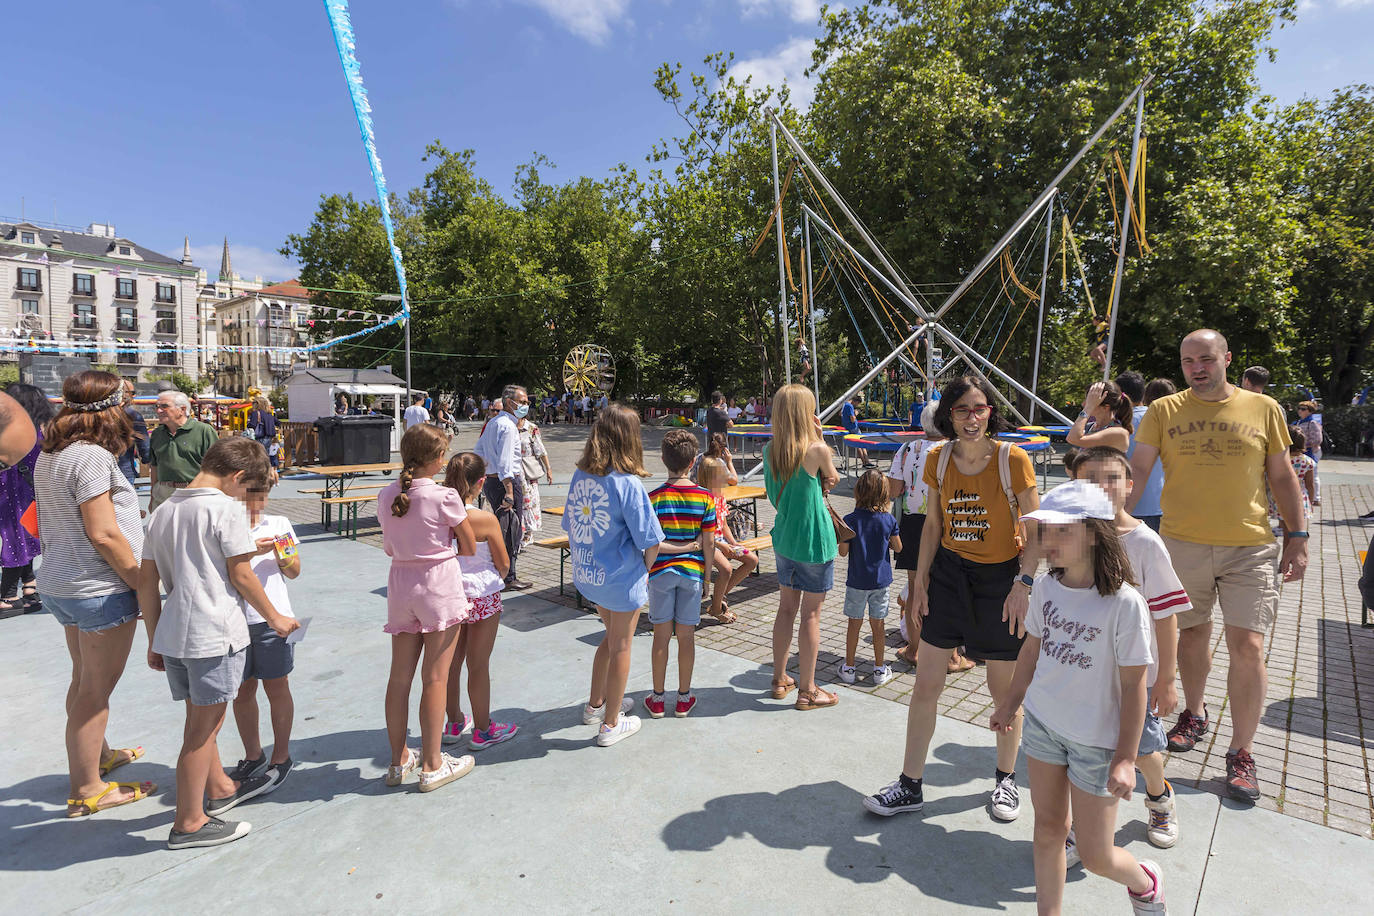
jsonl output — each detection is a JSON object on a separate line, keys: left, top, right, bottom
{"left": 385, "top": 557, "right": 470, "bottom": 634}
{"left": 462, "top": 592, "right": 503, "bottom": 624}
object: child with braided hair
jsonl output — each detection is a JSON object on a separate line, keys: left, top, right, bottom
{"left": 377, "top": 424, "right": 478, "bottom": 793}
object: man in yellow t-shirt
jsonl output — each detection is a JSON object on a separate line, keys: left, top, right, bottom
{"left": 1128, "top": 329, "right": 1308, "bottom": 805}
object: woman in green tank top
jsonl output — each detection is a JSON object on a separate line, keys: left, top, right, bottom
{"left": 764, "top": 385, "right": 840, "bottom": 711}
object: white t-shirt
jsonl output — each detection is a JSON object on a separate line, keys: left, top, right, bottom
{"left": 1120, "top": 523, "right": 1191, "bottom": 688}
{"left": 886, "top": 438, "right": 937, "bottom": 515}
{"left": 242, "top": 514, "right": 297, "bottom": 625}
{"left": 745, "top": 403, "right": 757, "bottom": 420}
{"left": 403, "top": 404, "right": 430, "bottom": 429}
{"left": 1024, "top": 575, "right": 1154, "bottom": 749}
{"left": 726, "top": 406, "right": 742, "bottom": 420}
{"left": 145, "top": 488, "right": 258, "bottom": 659}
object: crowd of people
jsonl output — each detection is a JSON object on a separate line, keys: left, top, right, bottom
{"left": 0, "top": 325, "right": 1338, "bottom": 912}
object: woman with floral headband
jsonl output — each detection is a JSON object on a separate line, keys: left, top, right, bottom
{"left": 33, "top": 371, "right": 155, "bottom": 817}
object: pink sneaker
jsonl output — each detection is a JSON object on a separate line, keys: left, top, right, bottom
{"left": 643, "top": 694, "right": 666, "bottom": 719}
{"left": 675, "top": 695, "right": 697, "bottom": 718}
{"left": 468, "top": 721, "right": 518, "bottom": 751}
{"left": 442, "top": 714, "right": 473, "bottom": 745}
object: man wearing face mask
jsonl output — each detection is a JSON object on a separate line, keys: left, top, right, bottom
{"left": 474, "top": 383, "right": 532, "bottom": 589}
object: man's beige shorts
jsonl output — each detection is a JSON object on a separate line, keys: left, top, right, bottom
{"left": 1162, "top": 536, "right": 1279, "bottom": 633}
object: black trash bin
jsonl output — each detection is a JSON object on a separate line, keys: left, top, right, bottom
{"left": 313, "top": 416, "right": 344, "bottom": 465}
{"left": 336, "top": 415, "right": 394, "bottom": 465}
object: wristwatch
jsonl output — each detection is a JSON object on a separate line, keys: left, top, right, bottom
{"left": 1017, "top": 573, "right": 1035, "bottom": 590}
{"left": 1288, "top": 530, "right": 1310, "bottom": 539}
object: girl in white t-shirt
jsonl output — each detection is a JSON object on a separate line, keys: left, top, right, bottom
{"left": 989, "top": 480, "right": 1165, "bottom": 914}
{"left": 227, "top": 488, "right": 302, "bottom": 792}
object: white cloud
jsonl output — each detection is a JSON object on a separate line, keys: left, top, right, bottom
{"left": 181, "top": 243, "right": 299, "bottom": 284}
{"left": 1297, "top": 0, "right": 1374, "bottom": 11}
{"left": 738, "top": 0, "right": 822, "bottom": 24}
{"left": 509, "top": 0, "right": 633, "bottom": 44}
{"left": 727, "top": 37, "right": 818, "bottom": 107}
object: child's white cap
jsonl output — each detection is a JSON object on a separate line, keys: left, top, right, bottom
{"left": 1020, "top": 480, "right": 1115, "bottom": 524}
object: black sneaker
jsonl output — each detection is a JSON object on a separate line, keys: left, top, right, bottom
{"left": 1165, "top": 706, "right": 1209, "bottom": 753}
{"left": 226, "top": 754, "right": 268, "bottom": 782}
{"left": 205, "top": 774, "right": 272, "bottom": 817}
{"left": 260, "top": 758, "right": 293, "bottom": 795}
{"left": 990, "top": 773, "right": 1021, "bottom": 822}
{"left": 863, "top": 778, "right": 924, "bottom": 816}
{"left": 167, "top": 816, "right": 251, "bottom": 850}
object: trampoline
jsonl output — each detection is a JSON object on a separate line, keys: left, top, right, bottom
{"left": 1018, "top": 424, "right": 1072, "bottom": 442}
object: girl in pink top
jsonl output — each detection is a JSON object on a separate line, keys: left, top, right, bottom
{"left": 377, "top": 425, "right": 477, "bottom": 794}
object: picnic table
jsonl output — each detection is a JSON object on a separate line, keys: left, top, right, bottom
{"left": 312, "top": 462, "right": 401, "bottom": 529}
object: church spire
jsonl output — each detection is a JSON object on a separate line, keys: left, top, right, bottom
{"left": 219, "top": 237, "right": 233, "bottom": 282}
{"left": 182, "top": 236, "right": 192, "bottom": 265}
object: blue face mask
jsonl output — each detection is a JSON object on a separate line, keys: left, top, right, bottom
{"left": 513, "top": 403, "right": 529, "bottom": 419}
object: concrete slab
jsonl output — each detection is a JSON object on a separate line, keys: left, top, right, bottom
{"left": 3, "top": 515, "right": 1367, "bottom": 913}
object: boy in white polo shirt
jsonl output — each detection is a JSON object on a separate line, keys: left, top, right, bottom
{"left": 138, "top": 438, "right": 299, "bottom": 850}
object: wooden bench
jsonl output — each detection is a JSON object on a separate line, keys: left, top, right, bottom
{"left": 322, "top": 494, "right": 378, "bottom": 540}
{"left": 534, "top": 535, "right": 583, "bottom": 608}
{"left": 301, "top": 483, "right": 385, "bottom": 496}
{"left": 735, "top": 535, "right": 773, "bottom": 575}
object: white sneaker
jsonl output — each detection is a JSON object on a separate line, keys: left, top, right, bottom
{"left": 1144, "top": 782, "right": 1180, "bottom": 848}
{"left": 582, "top": 697, "right": 634, "bottom": 726}
{"left": 1128, "top": 860, "right": 1166, "bottom": 914}
{"left": 418, "top": 753, "right": 474, "bottom": 793}
{"left": 595, "top": 715, "right": 641, "bottom": 747}
{"left": 1064, "top": 828, "right": 1080, "bottom": 869}
{"left": 838, "top": 664, "right": 858, "bottom": 684}
{"left": 990, "top": 773, "right": 1020, "bottom": 822}
{"left": 871, "top": 664, "right": 895, "bottom": 687}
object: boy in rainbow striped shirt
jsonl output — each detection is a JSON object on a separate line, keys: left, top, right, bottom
{"left": 644, "top": 430, "right": 717, "bottom": 719}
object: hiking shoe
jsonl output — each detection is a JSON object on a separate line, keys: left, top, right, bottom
{"left": 469, "top": 722, "right": 519, "bottom": 750}
{"left": 1225, "top": 749, "right": 1261, "bottom": 801}
{"left": 1166, "top": 706, "right": 1208, "bottom": 753}
{"left": 1064, "top": 829, "right": 1080, "bottom": 869}
{"left": 596, "top": 715, "right": 641, "bottom": 747}
{"left": 419, "top": 753, "right": 475, "bottom": 792}
{"left": 583, "top": 697, "right": 634, "bottom": 725}
{"left": 167, "top": 816, "right": 251, "bottom": 850}
{"left": 674, "top": 695, "right": 697, "bottom": 718}
{"left": 838, "top": 664, "right": 857, "bottom": 685}
{"left": 642, "top": 694, "right": 666, "bottom": 719}
{"left": 442, "top": 713, "right": 473, "bottom": 744}
{"left": 863, "top": 778, "right": 923, "bottom": 816}
{"left": 1128, "top": 859, "right": 1166, "bottom": 914}
{"left": 990, "top": 773, "right": 1021, "bottom": 822}
{"left": 871, "top": 664, "right": 895, "bottom": 687}
{"left": 1144, "top": 781, "right": 1179, "bottom": 847}
{"left": 205, "top": 774, "right": 272, "bottom": 817}
{"left": 226, "top": 754, "right": 267, "bottom": 782}
{"left": 260, "top": 759, "right": 293, "bottom": 796}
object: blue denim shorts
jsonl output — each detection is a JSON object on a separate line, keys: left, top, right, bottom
{"left": 244, "top": 622, "right": 295, "bottom": 681}
{"left": 843, "top": 586, "right": 890, "bottom": 619}
{"left": 1022, "top": 710, "right": 1115, "bottom": 797}
{"left": 775, "top": 555, "right": 834, "bottom": 594}
{"left": 647, "top": 571, "right": 702, "bottom": 626}
{"left": 46, "top": 590, "right": 139, "bottom": 633}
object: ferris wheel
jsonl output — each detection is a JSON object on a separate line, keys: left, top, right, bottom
{"left": 562, "top": 344, "right": 616, "bottom": 397}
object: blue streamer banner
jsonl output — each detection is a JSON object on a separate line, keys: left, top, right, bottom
{"left": 321, "top": 0, "right": 409, "bottom": 352}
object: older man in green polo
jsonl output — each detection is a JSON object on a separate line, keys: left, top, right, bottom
{"left": 148, "top": 390, "right": 218, "bottom": 514}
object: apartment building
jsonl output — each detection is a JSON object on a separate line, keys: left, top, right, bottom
{"left": 0, "top": 221, "right": 200, "bottom": 380}
{"left": 214, "top": 278, "right": 321, "bottom": 396}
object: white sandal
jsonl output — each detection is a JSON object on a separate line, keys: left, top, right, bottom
{"left": 418, "top": 753, "right": 474, "bottom": 793}
{"left": 384, "top": 747, "right": 420, "bottom": 786}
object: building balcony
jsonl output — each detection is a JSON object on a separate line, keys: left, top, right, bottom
{"left": 154, "top": 319, "right": 177, "bottom": 335}
{"left": 154, "top": 293, "right": 177, "bottom": 304}
{"left": 115, "top": 351, "right": 140, "bottom": 366}
{"left": 116, "top": 318, "right": 138, "bottom": 333}
{"left": 71, "top": 284, "right": 95, "bottom": 297}
{"left": 114, "top": 288, "right": 137, "bottom": 301}
{"left": 70, "top": 315, "right": 98, "bottom": 331}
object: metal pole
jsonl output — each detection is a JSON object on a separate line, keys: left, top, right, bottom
{"left": 801, "top": 204, "right": 1071, "bottom": 425}
{"left": 770, "top": 121, "right": 791, "bottom": 385}
{"left": 804, "top": 211, "right": 820, "bottom": 405}
{"left": 772, "top": 74, "right": 1154, "bottom": 326}
{"left": 1029, "top": 190, "right": 1056, "bottom": 423}
{"left": 1102, "top": 88, "right": 1145, "bottom": 380}
{"left": 403, "top": 298, "right": 412, "bottom": 402}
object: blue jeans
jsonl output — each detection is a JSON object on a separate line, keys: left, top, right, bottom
{"left": 775, "top": 555, "right": 834, "bottom": 594}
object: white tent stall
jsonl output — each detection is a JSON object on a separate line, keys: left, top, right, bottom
{"left": 285, "top": 368, "right": 425, "bottom": 454}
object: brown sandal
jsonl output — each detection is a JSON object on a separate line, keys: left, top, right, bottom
{"left": 947, "top": 653, "right": 977, "bottom": 674}
{"left": 795, "top": 688, "right": 839, "bottom": 711}
{"left": 709, "top": 603, "right": 738, "bottom": 624}
{"left": 770, "top": 678, "right": 797, "bottom": 700}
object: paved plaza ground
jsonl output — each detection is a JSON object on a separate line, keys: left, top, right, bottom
{"left": 2, "top": 420, "right": 1371, "bottom": 912}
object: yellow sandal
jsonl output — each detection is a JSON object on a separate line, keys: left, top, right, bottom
{"left": 99, "top": 746, "right": 144, "bottom": 777}
{"left": 67, "top": 780, "right": 157, "bottom": 818}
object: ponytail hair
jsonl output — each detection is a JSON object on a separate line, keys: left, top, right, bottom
{"left": 392, "top": 423, "right": 450, "bottom": 517}
{"left": 443, "top": 451, "right": 487, "bottom": 502}
{"left": 1098, "top": 380, "right": 1134, "bottom": 433}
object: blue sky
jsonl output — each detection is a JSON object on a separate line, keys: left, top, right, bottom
{"left": 2, "top": 0, "right": 1369, "bottom": 283}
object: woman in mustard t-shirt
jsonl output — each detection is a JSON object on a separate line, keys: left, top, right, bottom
{"left": 862, "top": 376, "right": 1040, "bottom": 822}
